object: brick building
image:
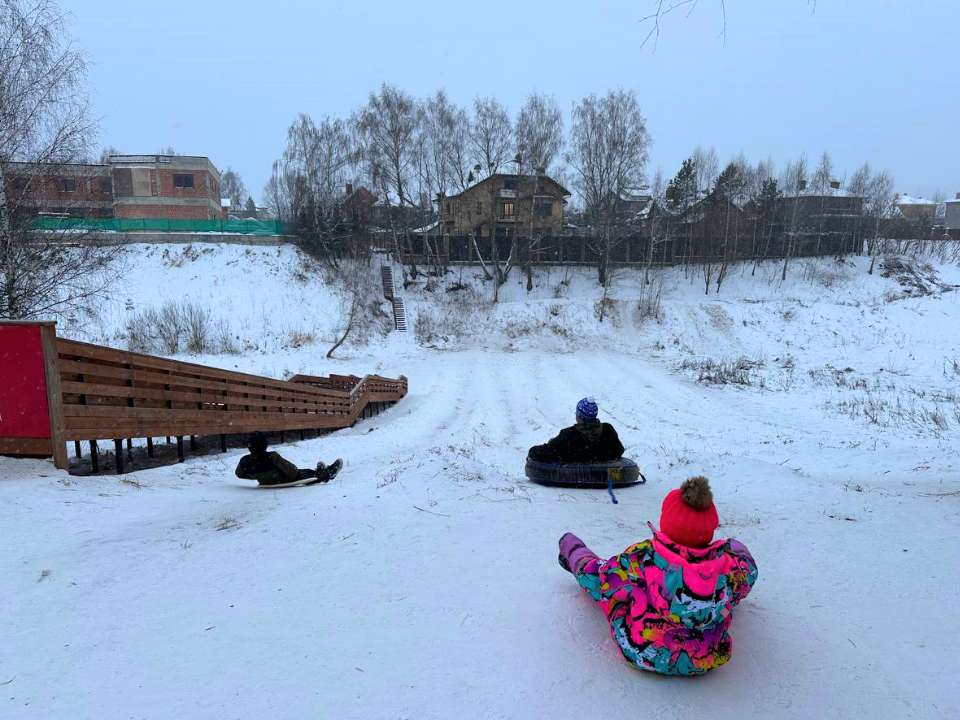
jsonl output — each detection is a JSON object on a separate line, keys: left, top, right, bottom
{"left": 3, "top": 154, "right": 222, "bottom": 221}
{"left": 3, "top": 162, "right": 115, "bottom": 218}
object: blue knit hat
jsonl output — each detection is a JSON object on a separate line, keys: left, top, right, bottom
{"left": 576, "top": 396, "right": 599, "bottom": 421}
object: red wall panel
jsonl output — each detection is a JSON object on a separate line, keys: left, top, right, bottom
{"left": 0, "top": 326, "right": 51, "bottom": 438}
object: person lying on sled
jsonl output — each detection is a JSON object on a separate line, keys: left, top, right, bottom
{"left": 527, "top": 397, "right": 624, "bottom": 464}
{"left": 235, "top": 431, "right": 342, "bottom": 486}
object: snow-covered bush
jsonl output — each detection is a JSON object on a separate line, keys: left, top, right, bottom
{"left": 124, "top": 299, "right": 235, "bottom": 356}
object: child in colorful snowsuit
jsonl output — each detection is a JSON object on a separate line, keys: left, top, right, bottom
{"left": 558, "top": 476, "right": 758, "bottom": 676}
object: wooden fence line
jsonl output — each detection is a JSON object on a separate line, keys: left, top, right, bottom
{"left": 370, "top": 232, "right": 861, "bottom": 268}
{"left": 0, "top": 323, "right": 407, "bottom": 474}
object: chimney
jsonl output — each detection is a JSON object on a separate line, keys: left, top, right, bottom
{"left": 346, "top": 183, "right": 353, "bottom": 195}
{"left": 534, "top": 166, "right": 546, "bottom": 176}
{"left": 830, "top": 180, "right": 841, "bottom": 190}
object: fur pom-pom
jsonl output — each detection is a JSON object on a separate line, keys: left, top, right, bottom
{"left": 681, "top": 476, "right": 713, "bottom": 510}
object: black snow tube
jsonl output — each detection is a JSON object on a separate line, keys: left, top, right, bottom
{"left": 524, "top": 458, "right": 645, "bottom": 489}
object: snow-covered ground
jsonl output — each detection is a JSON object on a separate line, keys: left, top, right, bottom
{"left": 2, "top": 245, "right": 959, "bottom": 719}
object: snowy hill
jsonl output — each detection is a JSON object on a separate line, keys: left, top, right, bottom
{"left": 2, "top": 245, "right": 959, "bottom": 719}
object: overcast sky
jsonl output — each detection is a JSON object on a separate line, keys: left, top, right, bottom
{"left": 63, "top": 0, "right": 958, "bottom": 203}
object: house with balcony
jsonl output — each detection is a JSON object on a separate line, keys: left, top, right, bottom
{"left": 437, "top": 172, "right": 570, "bottom": 238}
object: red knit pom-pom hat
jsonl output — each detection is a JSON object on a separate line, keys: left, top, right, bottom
{"left": 660, "top": 476, "right": 719, "bottom": 548}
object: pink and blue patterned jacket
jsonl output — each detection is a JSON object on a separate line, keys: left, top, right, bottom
{"left": 579, "top": 523, "right": 758, "bottom": 675}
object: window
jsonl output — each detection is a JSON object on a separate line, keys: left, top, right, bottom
{"left": 535, "top": 202, "right": 552, "bottom": 218}
{"left": 446, "top": 202, "right": 451, "bottom": 214}
{"left": 100, "top": 179, "right": 112, "bottom": 194}
{"left": 132, "top": 168, "right": 152, "bottom": 196}
{"left": 173, "top": 173, "right": 194, "bottom": 188}
{"left": 503, "top": 179, "right": 516, "bottom": 191}
{"left": 501, "top": 202, "right": 515, "bottom": 218}
{"left": 11, "top": 177, "right": 28, "bottom": 191}
{"left": 58, "top": 178, "right": 77, "bottom": 192}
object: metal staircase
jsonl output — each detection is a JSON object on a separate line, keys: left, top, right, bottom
{"left": 392, "top": 297, "right": 407, "bottom": 332}
{"left": 380, "top": 265, "right": 407, "bottom": 333}
{"left": 381, "top": 265, "right": 395, "bottom": 300}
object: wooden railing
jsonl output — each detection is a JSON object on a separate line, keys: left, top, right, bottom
{"left": 0, "top": 322, "right": 408, "bottom": 473}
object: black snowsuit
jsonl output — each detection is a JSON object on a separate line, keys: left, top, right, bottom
{"left": 527, "top": 419, "right": 625, "bottom": 464}
{"left": 235, "top": 451, "right": 328, "bottom": 485}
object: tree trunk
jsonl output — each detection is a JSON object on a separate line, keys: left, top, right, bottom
{"left": 327, "top": 297, "right": 358, "bottom": 358}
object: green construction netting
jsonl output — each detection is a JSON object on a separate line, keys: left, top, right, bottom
{"left": 28, "top": 216, "right": 285, "bottom": 236}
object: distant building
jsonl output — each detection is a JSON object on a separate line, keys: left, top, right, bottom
{"left": 437, "top": 172, "right": 570, "bottom": 237}
{"left": 615, "top": 186, "right": 654, "bottom": 227}
{"left": 3, "top": 161, "right": 115, "bottom": 218}
{"left": 946, "top": 194, "right": 960, "bottom": 232}
{"left": 893, "top": 193, "right": 937, "bottom": 223}
{"left": 337, "top": 184, "right": 378, "bottom": 226}
{"left": 3, "top": 154, "right": 222, "bottom": 221}
{"left": 109, "top": 155, "right": 222, "bottom": 220}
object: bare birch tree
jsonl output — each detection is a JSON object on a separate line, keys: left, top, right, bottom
{"left": 866, "top": 169, "right": 894, "bottom": 274}
{"left": 1, "top": 0, "right": 122, "bottom": 320}
{"left": 779, "top": 153, "right": 808, "bottom": 280}
{"left": 846, "top": 161, "right": 872, "bottom": 255}
{"left": 514, "top": 92, "right": 563, "bottom": 290}
{"left": 354, "top": 83, "right": 421, "bottom": 278}
{"left": 691, "top": 145, "right": 719, "bottom": 197}
{"left": 275, "top": 113, "right": 356, "bottom": 265}
{"left": 445, "top": 105, "right": 473, "bottom": 193}
{"left": 219, "top": 168, "right": 247, "bottom": 210}
{"left": 469, "top": 96, "right": 512, "bottom": 177}
{"left": 514, "top": 92, "right": 563, "bottom": 175}
{"left": 810, "top": 151, "right": 834, "bottom": 256}
{"left": 567, "top": 89, "right": 651, "bottom": 289}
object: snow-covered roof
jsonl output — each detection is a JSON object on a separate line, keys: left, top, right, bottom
{"left": 411, "top": 221, "right": 439, "bottom": 234}
{"left": 619, "top": 187, "right": 651, "bottom": 202}
{"left": 896, "top": 194, "right": 935, "bottom": 206}
{"left": 944, "top": 198, "right": 960, "bottom": 204}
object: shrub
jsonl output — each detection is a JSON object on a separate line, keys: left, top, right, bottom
{"left": 124, "top": 299, "right": 221, "bottom": 356}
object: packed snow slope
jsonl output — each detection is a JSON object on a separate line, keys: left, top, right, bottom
{"left": 2, "top": 245, "right": 959, "bottom": 720}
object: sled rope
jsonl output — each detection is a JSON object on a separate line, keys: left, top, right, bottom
{"left": 607, "top": 473, "right": 618, "bottom": 504}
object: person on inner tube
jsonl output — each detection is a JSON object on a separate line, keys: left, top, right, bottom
{"left": 527, "top": 397, "right": 624, "bottom": 464}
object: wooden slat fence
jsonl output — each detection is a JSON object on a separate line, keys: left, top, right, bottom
{"left": 57, "top": 339, "right": 407, "bottom": 440}
{"left": 0, "top": 322, "right": 408, "bottom": 473}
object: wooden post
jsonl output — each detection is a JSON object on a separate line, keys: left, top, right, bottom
{"left": 147, "top": 437, "right": 154, "bottom": 458}
{"left": 38, "top": 323, "right": 68, "bottom": 470}
{"left": 176, "top": 436, "right": 184, "bottom": 463}
{"left": 114, "top": 439, "right": 124, "bottom": 474}
{"left": 126, "top": 438, "right": 133, "bottom": 457}
{"left": 90, "top": 440, "right": 99, "bottom": 473}
{"left": 220, "top": 434, "right": 227, "bottom": 453}
{"left": 74, "top": 440, "right": 82, "bottom": 458}
{"left": 189, "top": 435, "right": 197, "bottom": 452}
